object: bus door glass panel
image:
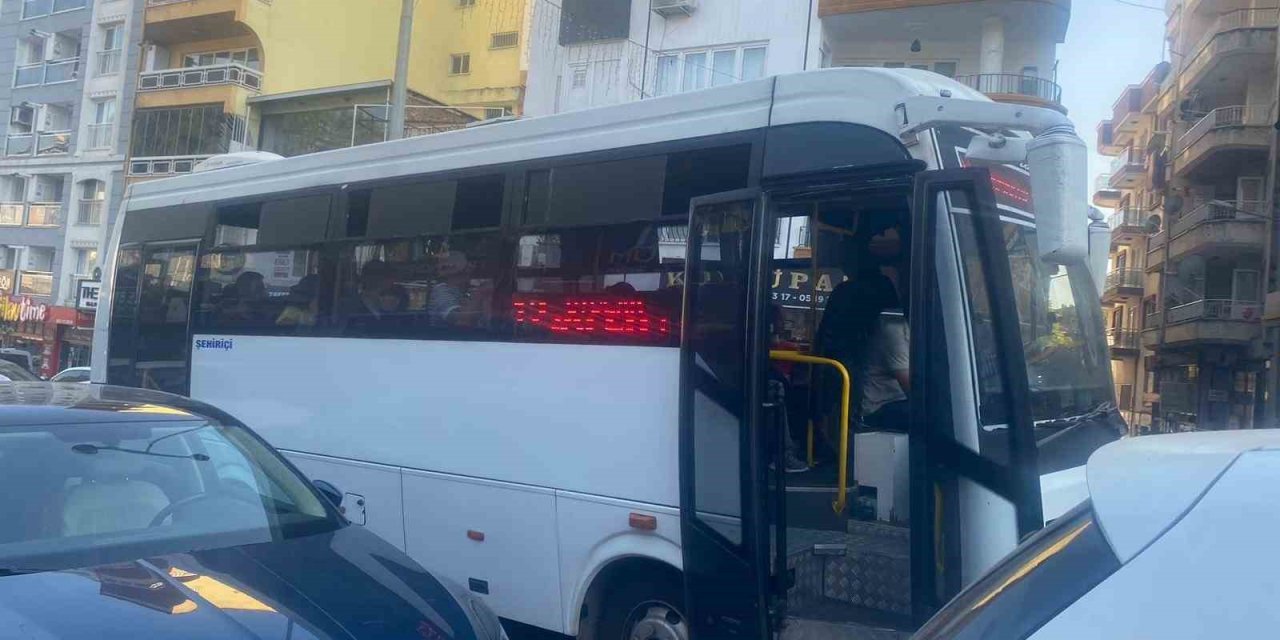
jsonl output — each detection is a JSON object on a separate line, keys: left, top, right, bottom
{"left": 134, "top": 244, "right": 198, "bottom": 394}
{"left": 106, "top": 246, "right": 142, "bottom": 386}
{"left": 910, "top": 170, "right": 1041, "bottom": 619}
{"left": 679, "top": 189, "right": 768, "bottom": 639}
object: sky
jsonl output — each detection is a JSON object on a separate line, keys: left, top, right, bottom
{"left": 1056, "top": 0, "right": 1168, "bottom": 197}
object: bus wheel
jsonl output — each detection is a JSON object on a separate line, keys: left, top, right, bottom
{"left": 597, "top": 574, "right": 689, "bottom": 640}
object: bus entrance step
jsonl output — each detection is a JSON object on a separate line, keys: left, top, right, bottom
{"left": 786, "top": 526, "right": 911, "bottom": 617}
{"left": 784, "top": 597, "right": 912, "bottom": 640}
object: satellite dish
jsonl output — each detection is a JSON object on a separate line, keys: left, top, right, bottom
{"left": 1144, "top": 214, "right": 1163, "bottom": 234}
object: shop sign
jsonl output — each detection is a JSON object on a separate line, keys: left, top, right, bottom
{"left": 0, "top": 270, "right": 14, "bottom": 294}
{"left": 77, "top": 280, "right": 101, "bottom": 312}
{"left": 0, "top": 296, "right": 48, "bottom": 323}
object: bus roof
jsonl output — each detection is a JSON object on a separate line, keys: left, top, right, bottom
{"left": 124, "top": 68, "right": 988, "bottom": 212}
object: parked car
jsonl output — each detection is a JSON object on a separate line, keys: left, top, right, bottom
{"left": 0, "top": 383, "right": 507, "bottom": 640}
{"left": 49, "top": 366, "right": 90, "bottom": 383}
{"left": 0, "top": 349, "right": 34, "bottom": 375}
{"left": 0, "top": 360, "right": 40, "bottom": 383}
{"left": 915, "top": 429, "right": 1280, "bottom": 640}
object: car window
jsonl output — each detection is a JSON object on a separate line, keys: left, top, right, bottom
{"left": 0, "top": 419, "right": 337, "bottom": 571}
{"left": 0, "top": 361, "right": 39, "bottom": 382}
{"left": 52, "top": 369, "right": 90, "bottom": 383}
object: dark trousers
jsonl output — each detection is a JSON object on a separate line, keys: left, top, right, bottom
{"left": 863, "top": 399, "right": 909, "bottom": 433}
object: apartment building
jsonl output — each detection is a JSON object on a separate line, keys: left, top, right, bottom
{"left": 130, "top": 0, "right": 530, "bottom": 172}
{"left": 524, "top": 0, "right": 1069, "bottom": 116}
{"left": 1095, "top": 1, "right": 1276, "bottom": 432}
{"left": 0, "top": 0, "right": 142, "bottom": 375}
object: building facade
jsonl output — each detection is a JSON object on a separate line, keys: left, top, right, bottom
{"left": 130, "top": 0, "right": 531, "bottom": 172}
{"left": 0, "top": 0, "right": 142, "bottom": 375}
{"left": 1096, "top": 0, "right": 1277, "bottom": 432}
{"left": 524, "top": 0, "right": 1069, "bottom": 117}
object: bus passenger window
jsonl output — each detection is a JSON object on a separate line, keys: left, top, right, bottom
{"left": 195, "top": 248, "right": 324, "bottom": 336}
{"left": 512, "top": 222, "right": 682, "bottom": 345}
{"left": 334, "top": 232, "right": 504, "bottom": 339}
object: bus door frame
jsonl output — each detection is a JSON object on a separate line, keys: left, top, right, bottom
{"left": 908, "top": 168, "right": 1044, "bottom": 623}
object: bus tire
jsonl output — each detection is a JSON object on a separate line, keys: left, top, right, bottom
{"left": 595, "top": 572, "right": 689, "bottom": 640}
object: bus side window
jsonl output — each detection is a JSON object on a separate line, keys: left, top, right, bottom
{"left": 195, "top": 247, "right": 326, "bottom": 336}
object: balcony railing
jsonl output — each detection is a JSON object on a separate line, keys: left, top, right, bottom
{"left": 1107, "top": 328, "right": 1141, "bottom": 350}
{"left": 953, "top": 74, "right": 1062, "bottom": 103}
{"left": 139, "top": 63, "right": 263, "bottom": 93}
{"left": 1177, "top": 105, "right": 1269, "bottom": 153}
{"left": 26, "top": 204, "right": 63, "bottom": 228}
{"left": 1108, "top": 208, "right": 1144, "bottom": 230}
{"left": 1166, "top": 298, "right": 1262, "bottom": 324}
{"left": 96, "top": 50, "right": 122, "bottom": 76}
{"left": 1105, "top": 269, "right": 1145, "bottom": 291}
{"left": 4, "top": 132, "right": 71, "bottom": 157}
{"left": 1094, "top": 174, "right": 1116, "bottom": 192}
{"left": 22, "top": 0, "right": 87, "bottom": 18}
{"left": 77, "top": 200, "right": 103, "bottom": 225}
{"left": 1182, "top": 8, "right": 1279, "bottom": 85}
{"left": 85, "top": 124, "right": 114, "bottom": 150}
{"left": 1169, "top": 199, "right": 1263, "bottom": 238}
{"left": 0, "top": 204, "right": 25, "bottom": 226}
{"left": 13, "top": 58, "right": 80, "bottom": 87}
{"left": 1110, "top": 147, "right": 1144, "bottom": 175}
{"left": 1160, "top": 382, "right": 1197, "bottom": 415}
{"left": 128, "top": 155, "right": 212, "bottom": 177}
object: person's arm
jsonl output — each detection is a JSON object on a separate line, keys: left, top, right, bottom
{"left": 886, "top": 319, "right": 910, "bottom": 393}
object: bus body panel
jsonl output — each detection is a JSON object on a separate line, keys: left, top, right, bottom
{"left": 285, "top": 451, "right": 408, "bottom": 549}
{"left": 189, "top": 335, "right": 683, "bottom": 507}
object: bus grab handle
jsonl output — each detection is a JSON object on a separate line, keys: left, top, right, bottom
{"left": 768, "top": 350, "right": 852, "bottom": 515}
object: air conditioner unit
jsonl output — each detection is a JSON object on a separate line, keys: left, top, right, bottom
{"left": 10, "top": 106, "right": 34, "bottom": 128}
{"left": 653, "top": 0, "right": 697, "bottom": 17}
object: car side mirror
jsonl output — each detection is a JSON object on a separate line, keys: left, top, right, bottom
{"left": 312, "top": 479, "right": 343, "bottom": 509}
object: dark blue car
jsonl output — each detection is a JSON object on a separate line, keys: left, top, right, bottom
{"left": 0, "top": 383, "right": 507, "bottom": 640}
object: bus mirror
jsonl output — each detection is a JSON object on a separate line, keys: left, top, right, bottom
{"left": 1026, "top": 125, "right": 1089, "bottom": 262}
{"left": 964, "top": 134, "right": 1028, "bottom": 164}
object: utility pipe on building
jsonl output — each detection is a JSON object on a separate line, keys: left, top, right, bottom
{"left": 388, "top": 0, "right": 415, "bottom": 141}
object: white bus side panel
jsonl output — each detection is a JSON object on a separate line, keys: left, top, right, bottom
{"left": 401, "top": 468, "right": 563, "bottom": 631}
{"left": 285, "top": 451, "right": 406, "bottom": 549}
{"left": 189, "top": 336, "right": 682, "bottom": 507}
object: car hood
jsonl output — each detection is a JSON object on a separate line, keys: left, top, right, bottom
{"left": 0, "top": 526, "right": 475, "bottom": 640}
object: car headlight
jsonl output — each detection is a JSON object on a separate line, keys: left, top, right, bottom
{"left": 465, "top": 594, "right": 508, "bottom": 640}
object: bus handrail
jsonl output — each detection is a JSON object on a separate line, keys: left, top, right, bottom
{"left": 768, "top": 350, "right": 852, "bottom": 515}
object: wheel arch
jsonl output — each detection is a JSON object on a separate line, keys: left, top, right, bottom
{"left": 566, "top": 533, "right": 683, "bottom": 638}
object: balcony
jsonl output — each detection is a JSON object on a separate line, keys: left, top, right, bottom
{"left": 4, "top": 132, "right": 72, "bottom": 157}
{"left": 1107, "top": 328, "right": 1141, "bottom": 355}
{"left": 26, "top": 204, "right": 63, "bottom": 228}
{"left": 128, "top": 155, "right": 213, "bottom": 178}
{"left": 21, "top": 0, "right": 88, "bottom": 19}
{"left": 1109, "top": 207, "right": 1146, "bottom": 234}
{"left": 137, "top": 63, "right": 263, "bottom": 111}
{"left": 1097, "top": 120, "right": 1123, "bottom": 156}
{"left": 1110, "top": 86, "right": 1145, "bottom": 147}
{"left": 85, "top": 124, "right": 114, "bottom": 150}
{"left": 1094, "top": 174, "right": 1122, "bottom": 207}
{"left": 96, "top": 50, "right": 123, "bottom": 77}
{"left": 145, "top": 0, "right": 271, "bottom": 46}
{"left": 1103, "top": 269, "right": 1145, "bottom": 303}
{"left": 1147, "top": 230, "right": 1166, "bottom": 272}
{"left": 1161, "top": 298, "right": 1262, "bottom": 347}
{"left": 1174, "top": 105, "right": 1270, "bottom": 179}
{"left": 13, "top": 58, "right": 80, "bottom": 88}
{"left": 0, "top": 204, "right": 25, "bottom": 226}
{"left": 1109, "top": 148, "right": 1145, "bottom": 189}
{"left": 1181, "top": 8, "right": 1278, "bottom": 96}
{"left": 1167, "top": 200, "right": 1265, "bottom": 261}
{"left": 953, "top": 74, "right": 1064, "bottom": 112}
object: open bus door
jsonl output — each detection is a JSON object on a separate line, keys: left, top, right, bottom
{"left": 678, "top": 188, "right": 773, "bottom": 638}
{"left": 908, "top": 168, "right": 1044, "bottom": 621}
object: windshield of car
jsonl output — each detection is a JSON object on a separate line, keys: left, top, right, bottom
{"left": 52, "top": 369, "right": 90, "bottom": 383}
{"left": 0, "top": 361, "right": 40, "bottom": 383}
{"left": 0, "top": 419, "right": 337, "bottom": 571}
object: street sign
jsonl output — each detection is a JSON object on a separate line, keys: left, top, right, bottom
{"left": 77, "top": 280, "right": 101, "bottom": 312}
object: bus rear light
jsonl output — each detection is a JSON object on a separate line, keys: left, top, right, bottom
{"left": 467, "top": 529, "right": 485, "bottom": 542}
{"left": 629, "top": 513, "right": 657, "bottom": 531}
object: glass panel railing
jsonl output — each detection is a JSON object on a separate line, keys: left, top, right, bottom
{"left": 22, "top": 0, "right": 52, "bottom": 18}
{"left": 43, "top": 59, "right": 79, "bottom": 84}
{"left": 96, "top": 50, "right": 122, "bottom": 76}
{"left": 4, "top": 135, "right": 35, "bottom": 157}
{"left": 52, "top": 0, "right": 87, "bottom": 11}
{"left": 36, "top": 132, "right": 72, "bottom": 156}
{"left": 14, "top": 64, "right": 43, "bottom": 87}
{"left": 0, "top": 204, "right": 25, "bottom": 226}
{"left": 26, "top": 204, "right": 63, "bottom": 228}
{"left": 86, "top": 124, "right": 114, "bottom": 150}
{"left": 77, "top": 200, "right": 104, "bottom": 225}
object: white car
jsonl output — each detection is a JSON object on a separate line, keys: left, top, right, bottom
{"left": 50, "top": 366, "right": 91, "bottom": 383}
{"left": 915, "top": 430, "right": 1280, "bottom": 640}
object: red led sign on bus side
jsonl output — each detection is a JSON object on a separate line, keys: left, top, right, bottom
{"left": 513, "top": 296, "right": 671, "bottom": 339}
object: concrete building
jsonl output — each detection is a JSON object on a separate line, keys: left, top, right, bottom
{"left": 129, "top": 0, "right": 531, "bottom": 172}
{"left": 524, "top": 0, "right": 1069, "bottom": 117}
{"left": 1095, "top": 1, "right": 1277, "bottom": 432}
{"left": 0, "top": 0, "right": 142, "bottom": 374}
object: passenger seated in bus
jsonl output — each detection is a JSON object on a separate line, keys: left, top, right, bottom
{"left": 276, "top": 274, "right": 320, "bottom": 328}
{"left": 218, "top": 272, "right": 268, "bottom": 327}
{"left": 427, "top": 251, "right": 491, "bottom": 328}
{"left": 352, "top": 259, "right": 408, "bottom": 318}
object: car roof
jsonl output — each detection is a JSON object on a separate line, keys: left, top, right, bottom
{"left": 1087, "top": 430, "right": 1280, "bottom": 562}
{"left": 0, "top": 383, "right": 239, "bottom": 427}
